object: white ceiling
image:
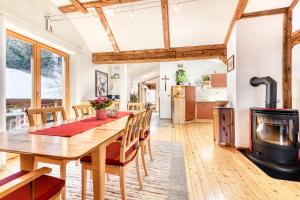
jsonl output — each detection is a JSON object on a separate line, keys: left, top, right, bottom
{"left": 169, "top": 0, "right": 238, "bottom": 47}
{"left": 50, "top": 0, "right": 293, "bottom": 53}
{"left": 245, "top": 0, "right": 293, "bottom": 13}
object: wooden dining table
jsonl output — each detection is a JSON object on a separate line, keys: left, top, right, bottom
{"left": 0, "top": 115, "right": 129, "bottom": 200}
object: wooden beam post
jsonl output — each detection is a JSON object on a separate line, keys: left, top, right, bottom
{"left": 283, "top": 9, "right": 292, "bottom": 109}
{"left": 69, "top": 0, "right": 88, "bottom": 14}
{"left": 92, "top": 44, "right": 227, "bottom": 64}
{"left": 241, "top": 7, "right": 289, "bottom": 19}
{"left": 95, "top": 7, "right": 120, "bottom": 53}
{"left": 161, "top": 0, "right": 170, "bottom": 49}
{"left": 224, "top": 0, "right": 248, "bottom": 44}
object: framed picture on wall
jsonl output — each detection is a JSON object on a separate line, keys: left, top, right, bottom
{"left": 95, "top": 70, "right": 108, "bottom": 97}
{"left": 227, "top": 55, "right": 235, "bottom": 72}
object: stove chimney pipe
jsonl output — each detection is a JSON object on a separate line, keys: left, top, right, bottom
{"left": 250, "top": 76, "right": 277, "bottom": 109}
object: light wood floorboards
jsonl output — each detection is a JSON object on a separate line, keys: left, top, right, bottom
{"left": 151, "top": 118, "right": 300, "bottom": 200}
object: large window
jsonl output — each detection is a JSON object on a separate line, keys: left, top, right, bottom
{"left": 5, "top": 31, "right": 69, "bottom": 131}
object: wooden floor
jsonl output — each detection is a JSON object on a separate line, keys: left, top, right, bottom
{"left": 2, "top": 114, "right": 300, "bottom": 199}
{"left": 151, "top": 115, "right": 300, "bottom": 200}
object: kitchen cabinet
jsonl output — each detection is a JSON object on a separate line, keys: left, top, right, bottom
{"left": 196, "top": 101, "right": 229, "bottom": 120}
{"left": 201, "top": 73, "right": 227, "bottom": 88}
{"left": 211, "top": 73, "right": 227, "bottom": 87}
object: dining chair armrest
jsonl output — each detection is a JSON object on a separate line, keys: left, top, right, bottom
{"left": 0, "top": 167, "right": 52, "bottom": 199}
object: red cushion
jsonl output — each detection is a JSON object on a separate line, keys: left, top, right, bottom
{"left": 140, "top": 130, "right": 150, "bottom": 141}
{"left": 0, "top": 171, "right": 65, "bottom": 200}
{"left": 81, "top": 142, "right": 138, "bottom": 166}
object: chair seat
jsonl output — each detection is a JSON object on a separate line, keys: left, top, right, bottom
{"left": 0, "top": 171, "right": 65, "bottom": 200}
{"left": 140, "top": 130, "right": 150, "bottom": 142}
{"left": 81, "top": 142, "right": 138, "bottom": 166}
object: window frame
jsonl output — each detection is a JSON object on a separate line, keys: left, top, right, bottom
{"left": 6, "top": 30, "right": 70, "bottom": 116}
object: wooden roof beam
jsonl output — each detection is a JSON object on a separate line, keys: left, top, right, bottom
{"left": 95, "top": 7, "right": 120, "bottom": 53}
{"left": 224, "top": 0, "right": 248, "bottom": 44}
{"left": 69, "top": 0, "right": 88, "bottom": 14}
{"left": 92, "top": 44, "right": 227, "bottom": 64}
{"left": 290, "top": 0, "right": 299, "bottom": 10}
{"left": 59, "top": 0, "right": 140, "bottom": 13}
{"left": 161, "top": 0, "right": 170, "bottom": 49}
{"left": 241, "top": 7, "right": 289, "bottom": 19}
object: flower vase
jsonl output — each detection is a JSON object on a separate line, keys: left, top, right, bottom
{"left": 96, "top": 109, "right": 107, "bottom": 120}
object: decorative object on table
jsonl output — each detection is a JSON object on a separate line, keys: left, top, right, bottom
{"left": 90, "top": 97, "right": 112, "bottom": 120}
{"left": 95, "top": 70, "right": 108, "bottom": 97}
{"left": 107, "top": 109, "right": 118, "bottom": 118}
{"left": 176, "top": 68, "right": 188, "bottom": 85}
{"left": 227, "top": 55, "right": 235, "bottom": 72}
{"left": 161, "top": 75, "right": 170, "bottom": 91}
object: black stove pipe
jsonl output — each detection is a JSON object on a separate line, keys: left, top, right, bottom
{"left": 250, "top": 76, "right": 277, "bottom": 109}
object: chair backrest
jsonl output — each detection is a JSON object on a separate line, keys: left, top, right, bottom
{"left": 120, "top": 111, "right": 145, "bottom": 163}
{"left": 141, "top": 106, "right": 154, "bottom": 138}
{"left": 127, "top": 102, "right": 144, "bottom": 111}
{"left": 26, "top": 107, "right": 67, "bottom": 126}
{"left": 72, "top": 104, "right": 94, "bottom": 117}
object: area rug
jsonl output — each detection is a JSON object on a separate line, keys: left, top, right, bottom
{"left": 37, "top": 141, "right": 188, "bottom": 200}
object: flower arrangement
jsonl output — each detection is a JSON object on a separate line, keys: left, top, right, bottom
{"left": 90, "top": 97, "right": 112, "bottom": 110}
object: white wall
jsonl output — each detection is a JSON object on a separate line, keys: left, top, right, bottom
{"left": 226, "top": 25, "right": 237, "bottom": 108}
{"left": 159, "top": 60, "right": 227, "bottom": 119}
{"left": 0, "top": 16, "right": 7, "bottom": 168}
{"left": 231, "top": 15, "right": 284, "bottom": 148}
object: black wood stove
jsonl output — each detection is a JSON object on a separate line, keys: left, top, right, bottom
{"left": 247, "top": 76, "right": 300, "bottom": 174}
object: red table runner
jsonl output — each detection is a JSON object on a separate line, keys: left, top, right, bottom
{"left": 31, "top": 112, "right": 130, "bottom": 137}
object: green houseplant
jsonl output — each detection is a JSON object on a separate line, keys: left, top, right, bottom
{"left": 176, "top": 68, "right": 188, "bottom": 85}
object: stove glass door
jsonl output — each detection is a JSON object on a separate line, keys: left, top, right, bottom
{"left": 255, "top": 116, "right": 294, "bottom": 147}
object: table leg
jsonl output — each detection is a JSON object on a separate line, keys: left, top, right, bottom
{"left": 92, "top": 144, "right": 106, "bottom": 200}
{"left": 20, "top": 154, "right": 35, "bottom": 171}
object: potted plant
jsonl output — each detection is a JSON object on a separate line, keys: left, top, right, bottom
{"left": 176, "top": 68, "right": 188, "bottom": 85}
{"left": 90, "top": 97, "right": 112, "bottom": 120}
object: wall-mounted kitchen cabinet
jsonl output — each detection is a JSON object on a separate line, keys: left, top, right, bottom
{"left": 201, "top": 73, "right": 227, "bottom": 88}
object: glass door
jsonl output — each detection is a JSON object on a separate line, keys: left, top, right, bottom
{"left": 6, "top": 30, "right": 70, "bottom": 130}
{"left": 5, "top": 33, "right": 35, "bottom": 131}
{"left": 37, "top": 44, "right": 69, "bottom": 120}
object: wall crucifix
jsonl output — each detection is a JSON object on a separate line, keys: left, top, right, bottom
{"left": 162, "top": 75, "right": 170, "bottom": 91}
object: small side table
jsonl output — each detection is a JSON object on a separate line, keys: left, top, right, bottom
{"left": 213, "top": 106, "right": 235, "bottom": 146}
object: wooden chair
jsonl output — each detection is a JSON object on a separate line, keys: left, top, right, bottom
{"left": 81, "top": 111, "right": 146, "bottom": 200}
{"left": 26, "top": 107, "right": 67, "bottom": 126}
{"left": 0, "top": 167, "right": 64, "bottom": 200}
{"left": 72, "top": 104, "right": 94, "bottom": 117}
{"left": 139, "top": 106, "right": 154, "bottom": 176}
{"left": 25, "top": 107, "right": 68, "bottom": 200}
{"left": 127, "top": 102, "right": 144, "bottom": 111}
